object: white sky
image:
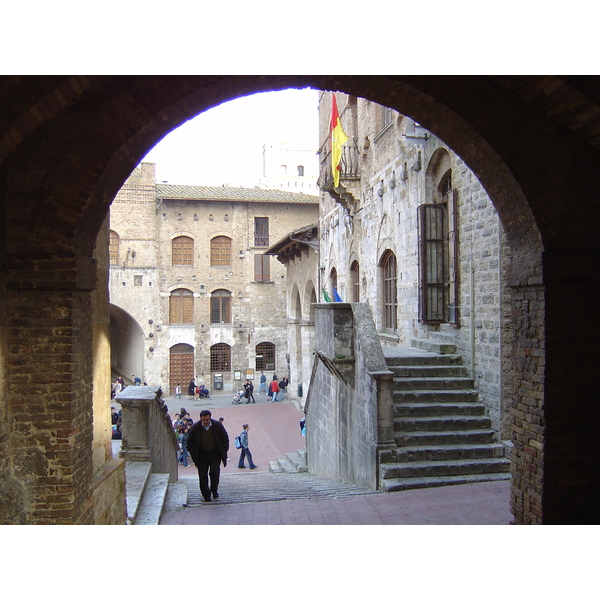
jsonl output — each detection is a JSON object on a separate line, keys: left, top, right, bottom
{"left": 141, "top": 88, "right": 320, "bottom": 188}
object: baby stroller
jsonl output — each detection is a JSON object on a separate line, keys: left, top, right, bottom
{"left": 232, "top": 389, "right": 244, "bottom": 405}
{"left": 198, "top": 384, "right": 210, "bottom": 398}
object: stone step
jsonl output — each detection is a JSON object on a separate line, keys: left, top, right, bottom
{"left": 394, "top": 415, "right": 492, "bottom": 432}
{"left": 269, "top": 449, "right": 307, "bottom": 474}
{"left": 383, "top": 352, "right": 463, "bottom": 367}
{"left": 410, "top": 338, "right": 457, "bottom": 354}
{"left": 125, "top": 461, "right": 152, "bottom": 524}
{"left": 393, "top": 377, "right": 474, "bottom": 390}
{"left": 132, "top": 473, "right": 170, "bottom": 525}
{"left": 380, "top": 471, "right": 511, "bottom": 493}
{"left": 286, "top": 452, "right": 308, "bottom": 473}
{"left": 388, "top": 364, "right": 469, "bottom": 378}
{"left": 384, "top": 443, "right": 507, "bottom": 463}
{"left": 394, "top": 402, "right": 486, "bottom": 418}
{"left": 380, "top": 457, "right": 510, "bottom": 480}
{"left": 394, "top": 389, "right": 480, "bottom": 403}
{"left": 395, "top": 428, "right": 497, "bottom": 446}
{"left": 269, "top": 460, "right": 284, "bottom": 474}
{"left": 162, "top": 482, "right": 189, "bottom": 516}
{"left": 276, "top": 457, "right": 298, "bottom": 474}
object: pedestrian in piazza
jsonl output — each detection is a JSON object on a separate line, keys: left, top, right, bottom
{"left": 244, "top": 379, "right": 255, "bottom": 404}
{"left": 278, "top": 377, "right": 289, "bottom": 400}
{"left": 174, "top": 383, "right": 182, "bottom": 398}
{"left": 187, "top": 379, "right": 196, "bottom": 399}
{"left": 237, "top": 424, "right": 258, "bottom": 470}
{"left": 258, "top": 371, "right": 267, "bottom": 394}
{"left": 269, "top": 375, "right": 280, "bottom": 402}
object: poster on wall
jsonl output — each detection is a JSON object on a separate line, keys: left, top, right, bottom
{"left": 245, "top": 369, "right": 254, "bottom": 380}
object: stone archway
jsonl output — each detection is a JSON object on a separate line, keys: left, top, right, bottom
{"left": 1, "top": 75, "right": 599, "bottom": 524}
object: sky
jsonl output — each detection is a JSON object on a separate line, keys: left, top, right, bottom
{"left": 141, "top": 88, "right": 320, "bottom": 188}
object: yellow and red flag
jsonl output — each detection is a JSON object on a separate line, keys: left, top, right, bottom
{"left": 330, "top": 93, "right": 349, "bottom": 188}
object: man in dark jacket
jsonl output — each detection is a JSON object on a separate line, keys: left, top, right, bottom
{"left": 187, "top": 409, "right": 229, "bottom": 501}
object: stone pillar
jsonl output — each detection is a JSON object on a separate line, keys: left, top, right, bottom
{"left": 373, "top": 372, "right": 395, "bottom": 447}
{"left": 2, "top": 252, "right": 98, "bottom": 524}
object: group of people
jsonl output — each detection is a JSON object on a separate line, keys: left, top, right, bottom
{"left": 111, "top": 406, "right": 123, "bottom": 439}
{"left": 173, "top": 408, "right": 194, "bottom": 467}
{"left": 257, "top": 372, "right": 289, "bottom": 402}
{"left": 183, "top": 379, "right": 210, "bottom": 400}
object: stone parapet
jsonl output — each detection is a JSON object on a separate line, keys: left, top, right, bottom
{"left": 116, "top": 386, "right": 179, "bottom": 483}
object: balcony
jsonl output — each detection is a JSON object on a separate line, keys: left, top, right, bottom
{"left": 318, "top": 137, "right": 361, "bottom": 213}
{"left": 254, "top": 235, "right": 270, "bottom": 247}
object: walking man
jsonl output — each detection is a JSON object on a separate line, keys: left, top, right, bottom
{"left": 187, "top": 409, "right": 229, "bottom": 501}
{"left": 258, "top": 371, "right": 267, "bottom": 394}
{"left": 237, "top": 424, "right": 258, "bottom": 470}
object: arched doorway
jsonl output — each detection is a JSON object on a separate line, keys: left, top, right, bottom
{"left": 1, "top": 76, "right": 599, "bottom": 524}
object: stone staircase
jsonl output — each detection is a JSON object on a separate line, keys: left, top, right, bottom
{"left": 113, "top": 440, "right": 188, "bottom": 524}
{"left": 269, "top": 449, "right": 308, "bottom": 474}
{"left": 378, "top": 343, "right": 510, "bottom": 492}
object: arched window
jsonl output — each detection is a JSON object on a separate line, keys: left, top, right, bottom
{"left": 169, "top": 288, "right": 194, "bottom": 323}
{"left": 210, "top": 236, "right": 231, "bottom": 266}
{"left": 297, "top": 165, "right": 304, "bottom": 176}
{"left": 109, "top": 230, "right": 120, "bottom": 265}
{"left": 330, "top": 267, "right": 338, "bottom": 299}
{"left": 210, "top": 343, "right": 231, "bottom": 372}
{"left": 211, "top": 289, "right": 232, "bottom": 324}
{"left": 255, "top": 342, "right": 276, "bottom": 371}
{"left": 381, "top": 250, "right": 397, "bottom": 331}
{"left": 350, "top": 260, "right": 360, "bottom": 302}
{"left": 172, "top": 236, "right": 193, "bottom": 266}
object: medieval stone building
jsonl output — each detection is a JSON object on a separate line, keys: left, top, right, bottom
{"left": 268, "top": 93, "right": 511, "bottom": 492}
{"left": 1, "top": 75, "right": 598, "bottom": 525}
{"left": 109, "top": 163, "right": 319, "bottom": 394}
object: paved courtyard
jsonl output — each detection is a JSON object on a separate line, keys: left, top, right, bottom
{"left": 151, "top": 390, "right": 513, "bottom": 526}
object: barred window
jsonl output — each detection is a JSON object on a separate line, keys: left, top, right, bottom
{"left": 211, "top": 236, "right": 231, "bottom": 266}
{"left": 172, "top": 236, "right": 193, "bottom": 266}
{"left": 210, "top": 343, "right": 231, "bottom": 372}
{"left": 255, "top": 342, "right": 276, "bottom": 371}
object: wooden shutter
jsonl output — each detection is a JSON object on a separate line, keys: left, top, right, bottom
{"left": 446, "top": 189, "right": 459, "bottom": 325}
{"left": 254, "top": 254, "right": 270, "bottom": 281}
{"left": 419, "top": 204, "right": 445, "bottom": 323}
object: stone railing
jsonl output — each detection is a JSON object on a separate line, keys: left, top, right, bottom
{"left": 115, "top": 386, "right": 179, "bottom": 483}
{"left": 304, "top": 302, "right": 394, "bottom": 490}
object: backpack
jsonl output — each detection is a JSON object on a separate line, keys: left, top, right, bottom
{"left": 234, "top": 435, "right": 242, "bottom": 449}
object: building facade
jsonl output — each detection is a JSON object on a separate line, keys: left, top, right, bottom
{"left": 279, "top": 93, "right": 509, "bottom": 437}
{"left": 109, "top": 163, "right": 319, "bottom": 395}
